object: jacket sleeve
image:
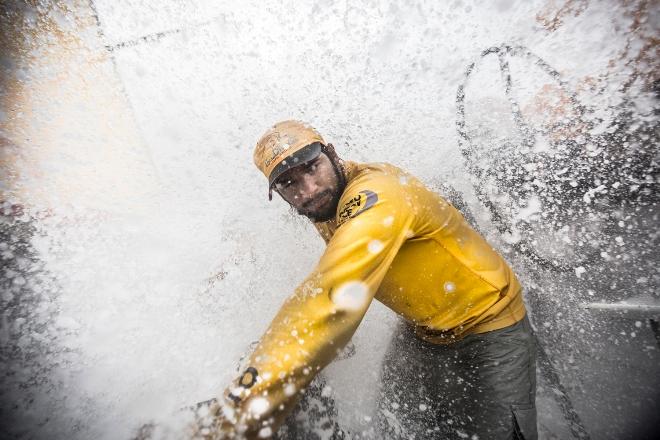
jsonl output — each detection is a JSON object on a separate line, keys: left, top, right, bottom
{"left": 207, "top": 175, "right": 416, "bottom": 439}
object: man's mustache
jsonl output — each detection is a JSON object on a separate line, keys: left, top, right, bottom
{"left": 302, "top": 189, "right": 333, "bottom": 210}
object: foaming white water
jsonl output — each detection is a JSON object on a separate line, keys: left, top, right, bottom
{"left": 2, "top": 1, "right": 657, "bottom": 438}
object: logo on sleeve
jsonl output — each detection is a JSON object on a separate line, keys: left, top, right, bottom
{"left": 337, "top": 190, "right": 378, "bottom": 226}
{"left": 227, "top": 366, "right": 259, "bottom": 404}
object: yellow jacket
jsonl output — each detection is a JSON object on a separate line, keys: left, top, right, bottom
{"left": 212, "top": 161, "right": 525, "bottom": 438}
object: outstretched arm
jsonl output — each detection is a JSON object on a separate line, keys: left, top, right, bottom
{"left": 197, "top": 175, "right": 415, "bottom": 439}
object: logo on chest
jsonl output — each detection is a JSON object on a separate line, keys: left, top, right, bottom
{"left": 337, "top": 190, "right": 378, "bottom": 226}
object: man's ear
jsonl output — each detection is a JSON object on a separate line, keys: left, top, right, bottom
{"left": 323, "top": 143, "right": 347, "bottom": 189}
{"left": 322, "top": 143, "right": 342, "bottom": 164}
{"left": 324, "top": 143, "right": 337, "bottom": 156}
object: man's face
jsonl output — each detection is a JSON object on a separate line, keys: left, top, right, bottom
{"left": 273, "top": 152, "right": 342, "bottom": 222}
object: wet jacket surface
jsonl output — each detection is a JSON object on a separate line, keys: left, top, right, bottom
{"left": 216, "top": 161, "right": 525, "bottom": 438}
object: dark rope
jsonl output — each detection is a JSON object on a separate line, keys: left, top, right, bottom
{"left": 455, "top": 44, "right": 600, "bottom": 272}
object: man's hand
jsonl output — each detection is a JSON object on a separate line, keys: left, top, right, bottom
{"left": 187, "top": 398, "right": 238, "bottom": 439}
{"left": 131, "top": 399, "right": 238, "bottom": 440}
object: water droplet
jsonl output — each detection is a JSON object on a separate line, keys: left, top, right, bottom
{"left": 368, "top": 239, "right": 384, "bottom": 254}
{"left": 258, "top": 427, "right": 273, "bottom": 438}
{"left": 332, "top": 281, "right": 369, "bottom": 311}
{"left": 249, "top": 397, "right": 270, "bottom": 417}
{"left": 284, "top": 383, "right": 296, "bottom": 396}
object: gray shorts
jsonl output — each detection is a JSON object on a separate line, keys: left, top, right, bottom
{"left": 377, "top": 315, "right": 538, "bottom": 440}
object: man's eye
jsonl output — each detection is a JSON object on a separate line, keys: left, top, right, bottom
{"left": 276, "top": 180, "right": 292, "bottom": 189}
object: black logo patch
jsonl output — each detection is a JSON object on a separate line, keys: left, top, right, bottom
{"left": 337, "top": 190, "right": 378, "bottom": 226}
{"left": 239, "top": 367, "right": 258, "bottom": 389}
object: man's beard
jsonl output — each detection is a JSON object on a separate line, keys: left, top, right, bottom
{"left": 296, "top": 188, "right": 342, "bottom": 222}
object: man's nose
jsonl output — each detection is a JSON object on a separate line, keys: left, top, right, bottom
{"left": 298, "top": 173, "right": 319, "bottom": 198}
